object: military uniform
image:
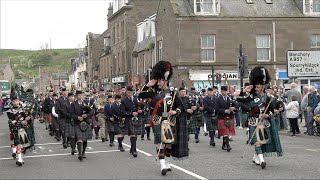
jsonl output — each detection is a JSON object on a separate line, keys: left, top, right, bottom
{"left": 95, "top": 96, "right": 108, "bottom": 142}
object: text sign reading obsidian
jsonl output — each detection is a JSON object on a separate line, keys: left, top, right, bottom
{"left": 287, "top": 50, "right": 320, "bottom": 77}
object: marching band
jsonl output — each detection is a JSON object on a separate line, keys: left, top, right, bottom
{"left": 5, "top": 63, "right": 283, "bottom": 175}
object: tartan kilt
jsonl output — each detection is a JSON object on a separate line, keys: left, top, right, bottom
{"left": 90, "top": 115, "right": 99, "bottom": 127}
{"left": 53, "top": 117, "right": 59, "bottom": 130}
{"left": 205, "top": 115, "right": 218, "bottom": 131}
{"left": 75, "top": 123, "right": 92, "bottom": 141}
{"left": 194, "top": 113, "right": 204, "bottom": 127}
{"left": 28, "top": 123, "right": 36, "bottom": 147}
{"left": 152, "top": 124, "right": 161, "bottom": 144}
{"left": 58, "top": 117, "right": 66, "bottom": 132}
{"left": 114, "top": 121, "right": 129, "bottom": 135}
{"left": 106, "top": 120, "right": 115, "bottom": 132}
{"left": 128, "top": 116, "right": 145, "bottom": 135}
{"left": 13, "top": 125, "right": 35, "bottom": 148}
{"left": 64, "top": 122, "right": 76, "bottom": 138}
{"left": 187, "top": 116, "right": 196, "bottom": 135}
{"left": 217, "top": 118, "right": 235, "bottom": 137}
{"left": 171, "top": 116, "right": 189, "bottom": 158}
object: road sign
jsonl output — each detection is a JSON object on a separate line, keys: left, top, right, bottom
{"left": 287, "top": 50, "right": 320, "bottom": 77}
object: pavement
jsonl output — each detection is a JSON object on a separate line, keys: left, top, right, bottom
{"left": 0, "top": 115, "right": 319, "bottom": 179}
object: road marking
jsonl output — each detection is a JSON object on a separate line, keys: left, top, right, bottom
{"left": 306, "top": 149, "right": 320, "bottom": 152}
{"left": 0, "top": 149, "right": 129, "bottom": 160}
{"left": 169, "top": 164, "right": 208, "bottom": 180}
{"left": 114, "top": 140, "right": 153, "bottom": 157}
{"left": 0, "top": 140, "right": 102, "bottom": 149}
{"left": 114, "top": 140, "right": 207, "bottom": 179}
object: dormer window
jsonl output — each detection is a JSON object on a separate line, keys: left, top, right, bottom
{"left": 137, "top": 23, "right": 144, "bottom": 43}
{"left": 194, "top": 0, "right": 220, "bottom": 15}
{"left": 304, "top": 0, "right": 320, "bottom": 14}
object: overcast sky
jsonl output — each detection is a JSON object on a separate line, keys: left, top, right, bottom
{"left": 0, "top": 0, "right": 109, "bottom": 50}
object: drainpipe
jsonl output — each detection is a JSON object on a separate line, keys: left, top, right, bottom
{"left": 272, "top": 21, "right": 276, "bottom": 85}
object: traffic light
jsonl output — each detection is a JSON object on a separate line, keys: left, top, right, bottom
{"left": 238, "top": 55, "right": 248, "bottom": 78}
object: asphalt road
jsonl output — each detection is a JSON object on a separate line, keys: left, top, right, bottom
{"left": 0, "top": 115, "right": 319, "bottom": 179}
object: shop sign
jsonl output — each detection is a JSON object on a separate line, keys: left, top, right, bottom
{"left": 189, "top": 71, "right": 238, "bottom": 81}
{"left": 112, "top": 76, "right": 125, "bottom": 83}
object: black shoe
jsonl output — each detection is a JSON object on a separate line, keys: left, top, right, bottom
{"left": 195, "top": 139, "right": 199, "bottom": 143}
{"left": 261, "top": 162, "right": 266, "bottom": 169}
{"left": 49, "top": 132, "right": 53, "bottom": 136}
{"left": 95, "top": 136, "right": 99, "bottom": 139}
{"left": 82, "top": 152, "right": 86, "bottom": 159}
{"left": 16, "top": 161, "right": 23, "bottom": 167}
{"left": 204, "top": 132, "right": 208, "bottom": 136}
{"left": 109, "top": 143, "right": 114, "bottom": 147}
{"left": 78, "top": 154, "right": 83, "bottom": 161}
{"left": 71, "top": 149, "right": 76, "bottom": 155}
{"left": 118, "top": 147, "right": 125, "bottom": 152}
{"left": 147, "top": 138, "right": 151, "bottom": 140}
{"left": 12, "top": 153, "right": 16, "bottom": 159}
{"left": 210, "top": 141, "right": 215, "bottom": 147}
{"left": 45, "top": 127, "right": 48, "bottom": 130}
{"left": 227, "top": 146, "right": 232, "bottom": 152}
{"left": 63, "top": 143, "right": 68, "bottom": 149}
{"left": 132, "top": 151, "right": 138, "bottom": 157}
{"left": 56, "top": 138, "right": 61, "bottom": 141}
{"left": 222, "top": 146, "right": 227, "bottom": 150}
{"left": 102, "top": 138, "right": 105, "bottom": 142}
{"left": 161, "top": 169, "right": 167, "bottom": 176}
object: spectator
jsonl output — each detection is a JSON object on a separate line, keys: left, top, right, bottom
{"left": 285, "top": 95, "right": 300, "bottom": 136}
{"left": 284, "top": 83, "right": 302, "bottom": 103}
{"left": 300, "top": 86, "right": 309, "bottom": 125}
{"left": 305, "top": 86, "right": 319, "bottom": 135}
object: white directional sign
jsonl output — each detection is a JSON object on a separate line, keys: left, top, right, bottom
{"left": 287, "top": 50, "right": 320, "bottom": 77}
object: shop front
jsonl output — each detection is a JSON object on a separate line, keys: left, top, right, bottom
{"left": 189, "top": 70, "right": 247, "bottom": 91}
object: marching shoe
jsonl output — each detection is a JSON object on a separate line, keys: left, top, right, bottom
{"left": 252, "top": 154, "right": 260, "bottom": 165}
{"left": 82, "top": 151, "right": 86, "bottom": 159}
{"left": 16, "top": 161, "right": 23, "bottom": 167}
{"left": 160, "top": 159, "right": 167, "bottom": 175}
{"left": 16, "top": 153, "right": 23, "bottom": 166}
{"left": 227, "top": 146, "right": 232, "bottom": 152}
{"left": 258, "top": 154, "right": 266, "bottom": 169}
{"left": 132, "top": 151, "right": 138, "bottom": 157}
{"left": 165, "top": 159, "right": 172, "bottom": 171}
{"left": 71, "top": 149, "right": 76, "bottom": 155}
{"left": 63, "top": 143, "right": 68, "bottom": 149}
{"left": 195, "top": 139, "right": 199, "bottom": 143}
{"left": 210, "top": 141, "right": 215, "bottom": 147}
{"left": 222, "top": 145, "right": 227, "bottom": 150}
{"left": 118, "top": 146, "right": 125, "bottom": 152}
{"left": 102, "top": 138, "right": 105, "bottom": 142}
{"left": 12, "top": 153, "right": 16, "bottom": 159}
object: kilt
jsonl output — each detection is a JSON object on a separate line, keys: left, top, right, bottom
{"left": 171, "top": 116, "right": 189, "bottom": 158}
{"left": 128, "top": 116, "right": 145, "bottom": 135}
{"left": 217, "top": 118, "right": 235, "bottom": 137}
{"left": 187, "top": 117, "right": 196, "bottom": 135}
{"left": 58, "top": 117, "right": 66, "bottom": 132}
{"left": 90, "top": 115, "right": 98, "bottom": 127}
{"left": 75, "top": 123, "right": 92, "bottom": 141}
{"left": 114, "top": 121, "right": 129, "bottom": 135}
{"left": 205, "top": 115, "right": 218, "bottom": 132}
{"left": 193, "top": 112, "right": 204, "bottom": 127}
{"left": 106, "top": 120, "right": 115, "bottom": 132}
{"left": 53, "top": 117, "right": 60, "bottom": 130}
{"left": 13, "top": 125, "right": 35, "bottom": 148}
{"left": 152, "top": 124, "right": 161, "bottom": 144}
{"left": 64, "top": 122, "right": 76, "bottom": 138}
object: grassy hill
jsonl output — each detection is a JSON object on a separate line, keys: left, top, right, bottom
{"left": 0, "top": 49, "right": 79, "bottom": 79}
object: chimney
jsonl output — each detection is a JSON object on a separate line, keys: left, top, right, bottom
{"left": 107, "top": 2, "right": 113, "bottom": 18}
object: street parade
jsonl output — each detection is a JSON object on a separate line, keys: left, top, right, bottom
{"left": 1, "top": 0, "right": 320, "bottom": 179}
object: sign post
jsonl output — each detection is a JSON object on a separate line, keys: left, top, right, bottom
{"left": 287, "top": 50, "right": 320, "bottom": 77}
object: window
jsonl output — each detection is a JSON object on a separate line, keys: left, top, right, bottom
{"left": 143, "top": 54, "right": 146, "bottom": 74}
{"left": 158, "top": 40, "right": 163, "bottom": 61}
{"left": 117, "top": 23, "right": 120, "bottom": 42}
{"left": 112, "top": 27, "right": 115, "bottom": 44}
{"left": 122, "top": 51, "right": 125, "bottom": 73}
{"left": 145, "top": 20, "right": 150, "bottom": 38}
{"left": 151, "top": 50, "right": 156, "bottom": 67}
{"left": 194, "top": 0, "right": 220, "bottom": 15}
{"left": 121, "top": 21, "right": 124, "bottom": 40}
{"left": 304, "top": 0, "right": 320, "bottom": 14}
{"left": 256, "top": 35, "right": 271, "bottom": 61}
{"left": 151, "top": 21, "right": 156, "bottom": 37}
{"left": 311, "top": 34, "right": 320, "bottom": 48}
{"left": 137, "top": 23, "right": 144, "bottom": 42}
{"left": 200, "top": 35, "right": 215, "bottom": 62}
{"left": 136, "top": 57, "right": 139, "bottom": 75}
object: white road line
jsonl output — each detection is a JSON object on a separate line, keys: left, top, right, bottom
{"left": 169, "top": 164, "right": 208, "bottom": 180}
{"left": 114, "top": 141, "right": 207, "bottom": 179}
{"left": 114, "top": 140, "right": 153, "bottom": 157}
{"left": 0, "top": 149, "right": 129, "bottom": 160}
{"left": 306, "top": 149, "right": 319, "bottom": 152}
{"left": 0, "top": 140, "right": 102, "bottom": 149}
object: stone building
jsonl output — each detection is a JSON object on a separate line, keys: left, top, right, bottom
{"left": 155, "top": 0, "right": 320, "bottom": 91}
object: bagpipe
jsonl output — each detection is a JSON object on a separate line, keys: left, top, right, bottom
{"left": 132, "top": 98, "right": 145, "bottom": 126}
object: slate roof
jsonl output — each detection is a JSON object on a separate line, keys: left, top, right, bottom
{"left": 133, "top": 36, "right": 155, "bottom": 53}
{"left": 173, "top": 0, "right": 304, "bottom": 17}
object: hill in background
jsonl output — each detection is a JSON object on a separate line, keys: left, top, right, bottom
{"left": 0, "top": 49, "right": 79, "bottom": 79}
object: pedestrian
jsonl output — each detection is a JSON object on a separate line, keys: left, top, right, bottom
{"left": 203, "top": 87, "right": 218, "bottom": 147}
{"left": 305, "top": 86, "right": 319, "bottom": 135}
{"left": 285, "top": 95, "right": 300, "bottom": 136}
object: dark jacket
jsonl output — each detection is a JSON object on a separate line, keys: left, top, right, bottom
{"left": 203, "top": 96, "right": 216, "bottom": 117}
{"left": 216, "top": 95, "right": 236, "bottom": 119}
{"left": 71, "top": 100, "right": 94, "bottom": 125}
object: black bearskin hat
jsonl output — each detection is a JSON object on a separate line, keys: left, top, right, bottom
{"left": 249, "top": 66, "right": 270, "bottom": 85}
{"left": 151, "top": 61, "right": 173, "bottom": 81}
